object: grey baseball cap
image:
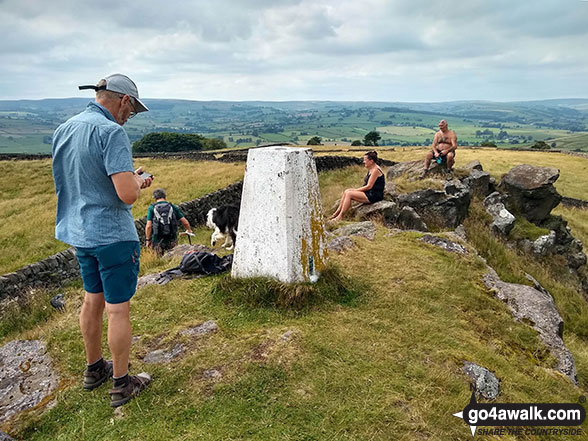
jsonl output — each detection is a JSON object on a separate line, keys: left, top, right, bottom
{"left": 79, "top": 73, "right": 148, "bottom": 113}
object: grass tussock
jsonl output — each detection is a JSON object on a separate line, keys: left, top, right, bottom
{"left": 392, "top": 175, "right": 444, "bottom": 194}
{"left": 318, "top": 165, "right": 366, "bottom": 213}
{"left": 0, "top": 290, "right": 56, "bottom": 340}
{"left": 211, "top": 264, "right": 362, "bottom": 309}
{"left": 509, "top": 216, "right": 551, "bottom": 241}
{"left": 0, "top": 278, "right": 85, "bottom": 344}
{"left": 0, "top": 159, "right": 68, "bottom": 275}
{"left": 554, "top": 205, "right": 588, "bottom": 251}
{"left": 464, "top": 200, "right": 588, "bottom": 342}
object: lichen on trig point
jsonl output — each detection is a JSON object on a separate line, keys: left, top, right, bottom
{"left": 232, "top": 146, "right": 328, "bottom": 283}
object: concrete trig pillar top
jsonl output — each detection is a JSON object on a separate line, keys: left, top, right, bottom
{"left": 232, "top": 146, "right": 328, "bottom": 283}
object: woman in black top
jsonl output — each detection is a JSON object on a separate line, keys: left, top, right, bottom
{"left": 328, "top": 151, "right": 385, "bottom": 224}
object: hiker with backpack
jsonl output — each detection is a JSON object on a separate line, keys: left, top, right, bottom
{"left": 145, "top": 188, "right": 193, "bottom": 255}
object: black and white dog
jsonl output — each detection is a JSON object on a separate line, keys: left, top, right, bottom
{"left": 206, "top": 205, "right": 239, "bottom": 250}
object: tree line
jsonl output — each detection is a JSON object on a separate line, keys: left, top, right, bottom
{"left": 132, "top": 132, "right": 226, "bottom": 153}
{"left": 307, "top": 131, "right": 382, "bottom": 147}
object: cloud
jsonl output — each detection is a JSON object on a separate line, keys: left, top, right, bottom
{"left": 0, "top": 0, "right": 587, "bottom": 100}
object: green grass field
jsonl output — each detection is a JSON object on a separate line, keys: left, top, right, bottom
{"left": 2, "top": 150, "right": 588, "bottom": 440}
{"left": 0, "top": 134, "right": 52, "bottom": 153}
{"left": 1, "top": 149, "right": 587, "bottom": 275}
{"left": 551, "top": 133, "right": 588, "bottom": 151}
{"left": 0, "top": 159, "right": 244, "bottom": 275}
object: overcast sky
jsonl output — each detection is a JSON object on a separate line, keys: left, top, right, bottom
{"left": 1, "top": 0, "right": 587, "bottom": 102}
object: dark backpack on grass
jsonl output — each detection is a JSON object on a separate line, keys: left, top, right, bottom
{"left": 153, "top": 202, "right": 178, "bottom": 240}
{"left": 156, "top": 251, "right": 233, "bottom": 284}
{"left": 179, "top": 251, "right": 233, "bottom": 275}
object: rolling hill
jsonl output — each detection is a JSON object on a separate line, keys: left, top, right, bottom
{"left": 0, "top": 98, "right": 587, "bottom": 153}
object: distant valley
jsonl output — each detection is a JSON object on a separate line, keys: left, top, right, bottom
{"left": 1, "top": 98, "right": 587, "bottom": 153}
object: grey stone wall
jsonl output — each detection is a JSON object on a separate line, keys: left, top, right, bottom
{"left": 133, "top": 151, "right": 217, "bottom": 161}
{"left": 561, "top": 196, "right": 588, "bottom": 209}
{"left": 216, "top": 151, "right": 250, "bottom": 162}
{"left": 316, "top": 155, "right": 362, "bottom": 170}
{"left": 0, "top": 154, "right": 52, "bottom": 161}
{"left": 0, "top": 248, "right": 79, "bottom": 301}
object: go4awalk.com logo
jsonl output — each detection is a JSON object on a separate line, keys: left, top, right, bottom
{"left": 453, "top": 391, "right": 586, "bottom": 437}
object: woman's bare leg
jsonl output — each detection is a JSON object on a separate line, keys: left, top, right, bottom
{"left": 329, "top": 189, "right": 350, "bottom": 220}
{"left": 333, "top": 190, "right": 370, "bottom": 221}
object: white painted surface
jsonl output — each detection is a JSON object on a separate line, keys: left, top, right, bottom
{"left": 232, "top": 146, "right": 328, "bottom": 283}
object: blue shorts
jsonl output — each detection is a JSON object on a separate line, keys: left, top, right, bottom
{"left": 75, "top": 241, "right": 140, "bottom": 304}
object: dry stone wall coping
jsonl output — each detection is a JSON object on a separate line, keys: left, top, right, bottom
{"left": 561, "top": 196, "right": 588, "bottom": 209}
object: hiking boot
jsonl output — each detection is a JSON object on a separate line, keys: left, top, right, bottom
{"left": 419, "top": 169, "right": 429, "bottom": 179}
{"left": 109, "top": 373, "right": 152, "bottom": 407}
{"left": 83, "top": 360, "right": 113, "bottom": 391}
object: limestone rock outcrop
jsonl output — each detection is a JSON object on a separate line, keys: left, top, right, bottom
{"left": 396, "top": 188, "right": 470, "bottom": 229}
{"left": 499, "top": 164, "right": 561, "bottom": 223}
{"left": 462, "top": 160, "right": 483, "bottom": 172}
{"left": 0, "top": 340, "right": 59, "bottom": 423}
{"left": 419, "top": 235, "right": 468, "bottom": 255}
{"left": 0, "top": 431, "right": 15, "bottom": 441}
{"left": 355, "top": 201, "right": 429, "bottom": 232}
{"left": 462, "top": 362, "right": 500, "bottom": 400}
{"left": 386, "top": 160, "right": 424, "bottom": 180}
{"left": 333, "top": 221, "right": 377, "bottom": 240}
{"left": 464, "top": 169, "right": 490, "bottom": 197}
{"left": 483, "top": 192, "right": 516, "bottom": 236}
{"left": 326, "top": 236, "right": 355, "bottom": 253}
{"left": 483, "top": 268, "right": 577, "bottom": 384}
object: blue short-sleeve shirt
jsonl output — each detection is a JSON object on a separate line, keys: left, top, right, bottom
{"left": 52, "top": 101, "right": 139, "bottom": 247}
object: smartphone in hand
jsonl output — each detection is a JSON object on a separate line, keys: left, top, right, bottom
{"left": 139, "top": 172, "right": 153, "bottom": 180}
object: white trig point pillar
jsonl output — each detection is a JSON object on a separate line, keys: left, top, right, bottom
{"left": 232, "top": 146, "right": 328, "bottom": 283}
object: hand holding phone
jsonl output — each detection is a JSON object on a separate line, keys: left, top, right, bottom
{"left": 139, "top": 172, "right": 153, "bottom": 181}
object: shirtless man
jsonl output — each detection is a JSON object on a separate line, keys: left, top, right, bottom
{"left": 423, "top": 119, "right": 457, "bottom": 174}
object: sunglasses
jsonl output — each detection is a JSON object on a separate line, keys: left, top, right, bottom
{"left": 120, "top": 95, "right": 137, "bottom": 118}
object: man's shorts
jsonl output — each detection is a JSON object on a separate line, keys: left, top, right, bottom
{"left": 75, "top": 241, "right": 140, "bottom": 304}
{"left": 431, "top": 150, "right": 455, "bottom": 160}
{"left": 431, "top": 150, "right": 446, "bottom": 160}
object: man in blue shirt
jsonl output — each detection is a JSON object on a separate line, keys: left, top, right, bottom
{"left": 52, "top": 74, "right": 153, "bottom": 407}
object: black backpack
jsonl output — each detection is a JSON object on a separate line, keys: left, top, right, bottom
{"left": 178, "top": 251, "right": 233, "bottom": 275}
{"left": 152, "top": 202, "right": 178, "bottom": 240}
{"left": 155, "top": 251, "right": 233, "bottom": 284}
